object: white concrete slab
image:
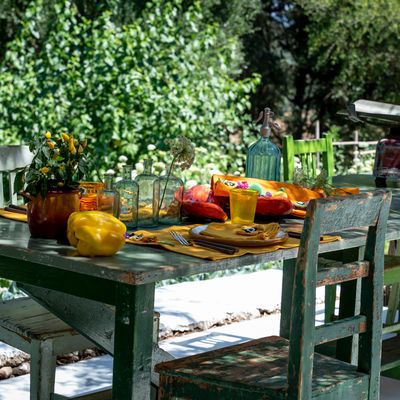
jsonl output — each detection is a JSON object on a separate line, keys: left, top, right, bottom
{"left": 160, "top": 313, "right": 281, "bottom": 359}
{"left": 155, "top": 269, "right": 326, "bottom": 337}
{"left": 0, "top": 355, "right": 113, "bottom": 399}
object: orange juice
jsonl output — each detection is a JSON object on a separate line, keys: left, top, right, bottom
{"left": 229, "top": 188, "right": 258, "bottom": 224}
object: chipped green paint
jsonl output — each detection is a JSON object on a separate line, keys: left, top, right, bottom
{"left": 156, "top": 192, "right": 392, "bottom": 400}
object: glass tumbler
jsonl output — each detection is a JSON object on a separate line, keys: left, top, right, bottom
{"left": 229, "top": 188, "right": 259, "bottom": 225}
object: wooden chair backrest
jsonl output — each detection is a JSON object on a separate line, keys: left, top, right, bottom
{"left": 282, "top": 133, "right": 334, "bottom": 182}
{"left": 288, "top": 191, "right": 391, "bottom": 398}
{"left": 0, "top": 145, "right": 33, "bottom": 207}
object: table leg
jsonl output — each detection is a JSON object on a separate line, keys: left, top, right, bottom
{"left": 280, "top": 258, "right": 296, "bottom": 338}
{"left": 112, "top": 282, "right": 155, "bottom": 400}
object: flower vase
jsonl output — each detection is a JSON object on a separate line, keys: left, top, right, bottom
{"left": 154, "top": 174, "right": 184, "bottom": 225}
{"left": 27, "top": 188, "right": 80, "bottom": 240}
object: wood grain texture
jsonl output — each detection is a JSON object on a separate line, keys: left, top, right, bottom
{"left": 156, "top": 336, "right": 369, "bottom": 400}
{"left": 0, "top": 297, "right": 77, "bottom": 339}
{"left": 0, "top": 209, "right": 400, "bottom": 286}
{"left": 156, "top": 191, "right": 391, "bottom": 400}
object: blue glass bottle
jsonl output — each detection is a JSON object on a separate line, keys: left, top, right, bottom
{"left": 246, "top": 108, "right": 281, "bottom": 181}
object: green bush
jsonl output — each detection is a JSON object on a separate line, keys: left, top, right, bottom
{"left": 0, "top": 0, "right": 259, "bottom": 184}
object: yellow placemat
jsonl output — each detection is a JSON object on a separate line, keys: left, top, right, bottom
{"left": 126, "top": 224, "right": 340, "bottom": 261}
{"left": 0, "top": 209, "right": 28, "bottom": 222}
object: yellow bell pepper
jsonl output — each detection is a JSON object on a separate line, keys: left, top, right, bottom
{"left": 67, "top": 211, "right": 126, "bottom": 257}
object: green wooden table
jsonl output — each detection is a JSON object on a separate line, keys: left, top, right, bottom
{"left": 0, "top": 179, "right": 399, "bottom": 400}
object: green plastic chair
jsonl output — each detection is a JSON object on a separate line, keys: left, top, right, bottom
{"left": 156, "top": 192, "right": 391, "bottom": 400}
{"left": 282, "top": 133, "right": 334, "bottom": 182}
{"left": 283, "top": 134, "right": 336, "bottom": 323}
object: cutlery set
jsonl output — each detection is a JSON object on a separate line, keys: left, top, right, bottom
{"left": 170, "top": 230, "right": 239, "bottom": 255}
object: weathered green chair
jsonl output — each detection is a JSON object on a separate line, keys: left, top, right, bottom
{"left": 283, "top": 137, "right": 400, "bottom": 334}
{"left": 156, "top": 191, "right": 391, "bottom": 400}
{"left": 0, "top": 145, "right": 33, "bottom": 207}
{"left": 282, "top": 133, "right": 334, "bottom": 182}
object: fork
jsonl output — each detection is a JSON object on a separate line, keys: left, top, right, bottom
{"left": 170, "top": 230, "right": 191, "bottom": 246}
{"left": 170, "top": 231, "right": 238, "bottom": 255}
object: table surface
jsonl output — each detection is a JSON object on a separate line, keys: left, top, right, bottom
{"left": 1, "top": 175, "right": 399, "bottom": 400}
{"left": 0, "top": 176, "right": 399, "bottom": 287}
{"left": 0, "top": 211, "right": 399, "bottom": 286}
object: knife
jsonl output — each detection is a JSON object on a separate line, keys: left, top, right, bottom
{"left": 192, "top": 239, "right": 239, "bottom": 255}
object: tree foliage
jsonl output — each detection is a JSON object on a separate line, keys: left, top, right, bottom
{"left": 0, "top": 0, "right": 259, "bottom": 182}
{"left": 2, "top": 0, "right": 400, "bottom": 178}
{"left": 244, "top": 0, "right": 400, "bottom": 137}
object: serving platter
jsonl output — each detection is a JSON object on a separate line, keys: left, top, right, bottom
{"left": 189, "top": 224, "right": 288, "bottom": 247}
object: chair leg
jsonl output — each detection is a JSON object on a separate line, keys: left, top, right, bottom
{"left": 30, "top": 339, "right": 56, "bottom": 400}
{"left": 324, "top": 284, "right": 337, "bottom": 323}
{"left": 158, "top": 375, "right": 180, "bottom": 400}
{"left": 386, "top": 283, "right": 400, "bottom": 326}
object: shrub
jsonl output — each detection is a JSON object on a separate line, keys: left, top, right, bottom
{"left": 0, "top": 0, "right": 259, "bottom": 184}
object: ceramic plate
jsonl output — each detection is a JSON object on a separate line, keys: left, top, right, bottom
{"left": 189, "top": 225, "right": 288, "bottom": 247}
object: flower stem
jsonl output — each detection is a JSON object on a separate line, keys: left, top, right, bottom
{"left": 159, "top": 155, "right": 178, "bottom": 211}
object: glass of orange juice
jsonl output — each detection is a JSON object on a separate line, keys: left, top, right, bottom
{"left": 229, "top": 188, "right": 259, "bottom": 224}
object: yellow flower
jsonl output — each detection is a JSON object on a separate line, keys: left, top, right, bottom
{"left": 62, "top": 132, "right": 70, "bottom": 142}
{"left": 40, "top": 167, "right": 49, "bottom": 174}
{"left": 69, "top": 138, "right": 77, "bottom": 154}
{"left": 46, "top": 140, "right": 55, "bottom": 149}
{"left": 44, "top": 131, "right": 51, "bottom": 139}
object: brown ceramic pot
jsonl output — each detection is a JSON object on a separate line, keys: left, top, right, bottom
{"left": 27, "top": 188, "right": 80, "bottom": 239}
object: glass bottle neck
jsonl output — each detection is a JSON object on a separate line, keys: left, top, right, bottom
{"left": 122, "top": 165, "right": 133, "bottom": 180}
{"left": 143, "top": 159, "right": 153, "bottom": 174}
{"left": 104, "top": 175, "right": 114, "bottom": 190}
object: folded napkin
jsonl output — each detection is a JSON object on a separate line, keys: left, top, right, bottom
{"left": 200, "top": 222, "right": 281, "bottom": 242}
{"left": 0, "top": 209, "right": 28, "bottom": 222}
{"left": 126, "top": 224, "right": 340, "bottom": 261}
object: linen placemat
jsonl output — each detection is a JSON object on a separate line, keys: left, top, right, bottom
{"left": 126, "top": 223, "right": 340, "bottom": 261}
{"left": 0, "top": 209, "right": 28, "bottom": 222}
